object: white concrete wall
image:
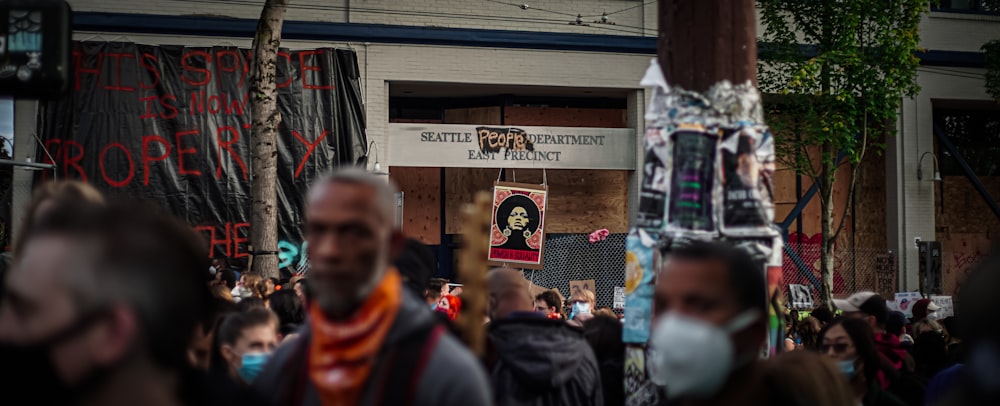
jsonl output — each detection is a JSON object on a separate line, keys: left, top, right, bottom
{"left": 921, "top": 11, "right": 1000, "bottom": 53}
{"left": 363, "top": 43, "right": 651, "bottom": 163}
{"left": 891, "top": 66, "right": 991, "bottom": 290}
{"left": 66, "top": 1, "right": 998, "bottom": 55}
{"left": 67, "top": 0, "right": 657, "bottom": 36}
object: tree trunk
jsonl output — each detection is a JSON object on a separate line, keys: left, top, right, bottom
{"left": 819, "top": 141, "right": 837, "bottom": 309}
{"left": 249, "top": 0, "right": 288, "bottom": 279}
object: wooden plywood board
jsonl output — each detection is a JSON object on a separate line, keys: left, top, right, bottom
{"left": 504, "top": 107, "right": 627, "bottom": 128}
{"left": 444, "top": 107, "right": 502, "bottom": 125}
{"left": 772, "top": 167, "right": 800, "bottom": 205}
{"left": 445, "top": 168, "right": 497, "bottom": 234}
{"left": 935, "top": 176, "right": 1000, "bottom": 235}
{"left": 853, "top": 152, "right": 888, "bottom": 249}
{"left": 390, "top": 118, "right": 443, "bottom": 124}
{"left": 390, "top": 166, "right": 441, "bottom": 245}
{"left": 940, "top": 233, "right": 993, "bottom": 296}
{"left": 773, "top": 146, "right": 852, "bottom": 239}
{"left": 445, "top": 168, "right": 629, "bottom": 234}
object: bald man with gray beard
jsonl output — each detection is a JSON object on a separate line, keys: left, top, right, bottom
{"left": 486, "top": 268, "right": 603, "bottom": 406}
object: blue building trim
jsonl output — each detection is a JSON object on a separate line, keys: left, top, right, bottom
{"left": 72, "top": 11, "right": 657, "bottom": 55}
{"left": 73, "top": 11, "right": 986, "bottom": 67}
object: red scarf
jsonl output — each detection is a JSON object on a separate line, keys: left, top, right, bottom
{"left": 308, "top": 270, "right": 402, "bottom": 406}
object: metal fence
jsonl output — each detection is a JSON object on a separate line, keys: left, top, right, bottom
{"left": 527, "top": 234, "right": 896, "bottom": 312}
{"left": 526, "top": 233, "right": 627, "bottom": 312}
{"left": 781, "top": 244, "right": 897, "bottom": 306}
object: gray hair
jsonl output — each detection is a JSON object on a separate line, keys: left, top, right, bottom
{"left": 309, "top": 167, "right": 398, "bottom": 228}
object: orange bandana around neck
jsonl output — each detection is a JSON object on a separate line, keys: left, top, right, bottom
{"left": 308, "top": 269, "right": 402, "bottom": 406}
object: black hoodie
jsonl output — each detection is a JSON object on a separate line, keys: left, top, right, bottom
{"left": 489, "top": 316, "right": 605, "bottom": 406}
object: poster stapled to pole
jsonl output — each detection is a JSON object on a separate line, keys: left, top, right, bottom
{"left": 719, "top": 125, "right": 778, "bottom": 237}
{"left": 663, "top": 123, "right": 721, "bottom": 238}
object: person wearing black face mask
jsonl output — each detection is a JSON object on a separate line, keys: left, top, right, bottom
{"left": 0, "top": 303, "right": 117, "bottom": 404}
{"left": 0, "top": 201, "right": 264, "bottom": 406}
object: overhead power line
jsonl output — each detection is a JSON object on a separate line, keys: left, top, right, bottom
{"left": 583, "top": 0, "right": 656, "bottom": 18}
{"left": 173, "top": 0, "right": 650, "bottom": 36}
{"left": 482, "top": 0, "right": 579, "bottom": 17}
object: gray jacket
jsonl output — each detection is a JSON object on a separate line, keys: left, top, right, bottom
{"left": 252, "top": 289, "right": 491, "bottom": 406}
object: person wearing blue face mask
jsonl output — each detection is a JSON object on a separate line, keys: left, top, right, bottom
{"left": 569, "top": 290, "right": 596, "bottom": 323}
{"left": 818, "top": 317, "right": 907, "bottom": 406}
{"left": 212, "top": 308, "right": 280, "bottom": 385}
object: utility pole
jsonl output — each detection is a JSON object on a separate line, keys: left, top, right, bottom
{"left": 626, "top": 2, "right": 776, "bottom": 404}
{"left": 657, "top": 0, "right": 757, "bottom": 92}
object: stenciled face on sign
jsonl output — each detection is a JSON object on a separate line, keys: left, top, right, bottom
{"left": 507, "top": 206, "right": 530, "bottom": 231}
{"left": 489, "top": 184, "right": 547, "bottom": 269}
{"left": 495, "top": 194, "right": 539, "bottom": 251}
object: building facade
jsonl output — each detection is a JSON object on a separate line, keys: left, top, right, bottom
{"left": 8, "top": 0, "right": 996, "bottom": 302}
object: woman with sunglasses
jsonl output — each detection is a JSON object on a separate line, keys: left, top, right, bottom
{"left": 818, "top": 318, "right": 907, "bottom": 406}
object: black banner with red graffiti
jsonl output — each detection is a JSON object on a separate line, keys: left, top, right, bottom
{"left": 37, "top": 41, "right": 367, "bottom": 261}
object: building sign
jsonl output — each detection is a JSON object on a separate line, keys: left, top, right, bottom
{"left": 388, "top": 123, "right": 636, "bottom": 169}
{"left": 489, "top": 182, "right": 547, "bottom": 269}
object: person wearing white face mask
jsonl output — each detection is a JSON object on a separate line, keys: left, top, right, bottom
{"left": 647, "top": 241, "right": 771, "bottom": 404}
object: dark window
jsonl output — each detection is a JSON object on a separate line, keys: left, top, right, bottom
{"left": 933, "top": 0, "right": 1000, "bottom": 15}
{"left": 934, "top": 106, "right": 1000, "bottom": 177}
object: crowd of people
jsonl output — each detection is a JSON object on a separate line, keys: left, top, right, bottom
{"left": 0, "top": 169, "right": 999, "bottom": 406}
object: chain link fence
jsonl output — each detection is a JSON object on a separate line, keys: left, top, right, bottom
{"left": 526, "top": 234, "right": 896, "bottom": 313}
{"left": 526, "top": 233, "right": 627, "bottom": 313}
{"left": 781, "top": 244, "right": 897, "bottom": 307}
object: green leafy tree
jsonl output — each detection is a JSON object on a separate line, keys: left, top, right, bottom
{"left": 981, "top": 1, "right": 1000, "bottom": 101}
{"left": 757, "top": 0, "right": 928, "bottom": 307}
{"left": 984, "top": 40, "right": 1000, "bottom": 101}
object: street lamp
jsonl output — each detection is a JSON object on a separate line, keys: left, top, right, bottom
{"left": 917, "top": 151, "right": 941, "bottom": 182}
{"left": 366, "top": 140, "right": 382, "bottom": 173}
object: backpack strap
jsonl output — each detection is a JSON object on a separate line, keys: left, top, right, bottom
{"left": 371, "top": 321, "right": 446, "bottom": 406}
